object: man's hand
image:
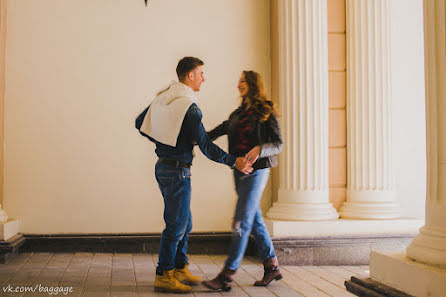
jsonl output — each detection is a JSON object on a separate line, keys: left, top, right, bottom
{"left": 235, "top": 157, "right": 253, "bottom": 175}
{"left": 245, "top": 145, "right": 261, "bottom": 164}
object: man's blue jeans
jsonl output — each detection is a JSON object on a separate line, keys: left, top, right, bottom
{"left": 155, "top": 162, "right": 192, "bottom": 275}
{"left": 225, "top": 168, "right": 276, "bottom": 270}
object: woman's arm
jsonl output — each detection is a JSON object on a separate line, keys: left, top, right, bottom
{"left": 259, "top": 114, "right": 283, "bottom": 158}
{"left": 207, "top": 120, "right": 229, "bottom": 141}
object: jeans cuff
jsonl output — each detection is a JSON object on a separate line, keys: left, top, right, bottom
{"left": 156, "top": 267, "right": 163, "bottom": 276}
{"left": 174, "top": 262, "right": 186, "bottom": 269}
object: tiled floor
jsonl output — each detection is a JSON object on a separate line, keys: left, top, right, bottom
{"left": 0, "top": 253, "right": 369, "bottom": 297}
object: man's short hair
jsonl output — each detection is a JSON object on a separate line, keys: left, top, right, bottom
{"left": 176, "top": 57, "right": 204, "bottom": 82}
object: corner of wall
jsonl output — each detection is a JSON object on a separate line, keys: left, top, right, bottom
{"left": 0, "top": 0, "right": 6, "bottom": 208}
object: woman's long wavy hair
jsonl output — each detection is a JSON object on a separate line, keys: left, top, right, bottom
{"left": 241, "top": 70, "right": 280, "bottom": 122}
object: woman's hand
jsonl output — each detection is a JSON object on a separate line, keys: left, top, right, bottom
{"left": 245, "top": 145, "right": 261, "bottom": 164}
{"left": 234, "top": 157, "right": 253, "bottom": 175}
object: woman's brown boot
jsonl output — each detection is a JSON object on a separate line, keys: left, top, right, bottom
{"left": 254, "top": 257, "right": 282, "bottom": 286}
{"left": 202, "top": 267, "right": 236, "bottom": 292}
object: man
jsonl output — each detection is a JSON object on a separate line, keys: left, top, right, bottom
{"left": 135, "top": 57, "right": 252, "bottom": 293}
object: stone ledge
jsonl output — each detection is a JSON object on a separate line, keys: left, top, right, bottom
{"left": 19, "top": 227, "right": 423, "bottom": 265}
{"left": 0, "top": 234, "right": 26, "bottom": 264}
{"left": 264, "top": 218, "right": 423, "bottom": 265}
{"left": 265, "top": 218, "right": 424, "bottom": 237}
{"left": 370, "top": 251, "right": 446, "bottom": 297}
{"left": 272, "top": 234, "right": 416, "bottom": 265}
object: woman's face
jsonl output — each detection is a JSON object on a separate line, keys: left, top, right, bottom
{"left": 238, "top": 74, "right": 249, "bottom": 97}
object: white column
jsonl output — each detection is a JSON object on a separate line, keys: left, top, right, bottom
{"left": 406, "top": 0, "right": 446, "bottom": 266}
{"left": 339, "top": 0, "right": 400, "bottom": 219}
{"left": 266, "top": 0, "right": 338, "bottom": 221}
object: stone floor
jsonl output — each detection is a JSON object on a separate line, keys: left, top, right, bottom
{"left": 0, "top": 253, "right": 370, "bottom": 297}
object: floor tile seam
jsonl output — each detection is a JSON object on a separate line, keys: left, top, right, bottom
{"left": 35, "top": 258, "right": 75, "bottom": 284}
{"left": 194, "top": 259, "right": 224, "bottom": 297}
{"left": 340, "top": 266, "right": 368, "bottom": 276}
{"left": 238, "top": 265, "right": 280, "bottom": 297}
{"left": 208, "top": 257, "right": 251, "bottom": 297}
{"left": 90, "top": 253, "right": 113, "bottom": 269}
{"left": 335, "top": 266, "right": 361, "bottom": 278}
{"left": 0, "top": 253, "right": 34, "bottom": 288}
{"left": 29, "top": 253, "right": 56, "bottom": 284}
{"left": 110, "top": 252, "right": 136, "bottom": 286}
{"left": 280, "top": 274, "right": 325, "bottom": 296}
{"left": 130, "top": 252, "right": 145, "bottom": 295}
{"left": 57, "top": 253, "right": 80, "bottom": 285}
{"left": 76, "top": 252, "right": 95, "bottom": 297}
{"left": 299, "top": 266, "right": 348, "bottom": 290}
{"left": 288, "top": 266, "right": 345, "bottom": 288}
{"left": 15, "top": 253, "right": 55, "bottom": 297}
{"left": 319, "top": 266, "right": 358, "bottom": 279}
{"left": 281, "top": 267, "right": 332, "bottom": 297}
{"left": 109, "top": 253, "right": 137, "bottom": 291}
{"left": 295, "top": 267, "right": 355, "bottom": 297}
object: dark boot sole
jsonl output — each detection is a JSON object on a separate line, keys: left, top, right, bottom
{"left": 154, "top": 287, "right": 192, "bottom": 294}
{"left": 183, "top": 281, "right": 200, "bottom": 286}
{"left": 254, "top": 274, "right": 283, "bottom": 287}
{"left": 202, "top": 281, "right": 232, "bottom": 292}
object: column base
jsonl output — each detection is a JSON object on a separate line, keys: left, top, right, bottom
{"left": 369, "top": 251, "right": 446, "bottom": 297}
{"left": 339, "top": 201, "right": 400, "bottom": 219}
{"left": 265, "top": 218, "right": 423, "bottom": 237}
{"left": 406, "top": 226, "right": 446, "bottom": 267}
{"left": 0, "top": 219, "right": 20, "bottom": 240}
{"left": 266, "top": 201, "right": 339, "bottom": 221}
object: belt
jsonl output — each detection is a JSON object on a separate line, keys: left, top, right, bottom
{"left": 158, "top": 158, "right": 191, "bottom": 168}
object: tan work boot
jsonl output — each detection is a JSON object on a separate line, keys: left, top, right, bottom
{"left": 174, "top": 263, "right": 202, "bottom": 285}
{"left": 154, "top": 269, "right": 192, "bottom": 293}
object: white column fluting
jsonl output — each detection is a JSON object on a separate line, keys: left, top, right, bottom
{"left": 266, "top": 0, "right": 338, "bottom": 221}
{"left": 339, "top": 0, "right": 400, "bottom": 219}
{"left": 406, "top": 0, "right": 446, "bottom": 266}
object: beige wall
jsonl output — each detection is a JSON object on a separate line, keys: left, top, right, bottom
{"left": 4, "top": 0, "right": 271, "bottom": 233}
{"left": 328, "top": 0, "right": 346, "bottom": 210}
{"left": 2, "top": 0, "right": 426, "bottom": 235}
{"left": 0, "top": 0, "right": 5, "bottom": 208}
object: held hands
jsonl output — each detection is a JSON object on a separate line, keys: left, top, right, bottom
{"left": 235, "top": 157, "right": 253, "bottom": 175}
{"left": 234, "top": 146, "right": 261, "bottom": 175}
{"left": 245, "top": 145, "right": 261, "bottom": 164}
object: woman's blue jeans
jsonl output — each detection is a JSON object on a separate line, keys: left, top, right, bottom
{"left": 155, "top": 162, "right": 192, "bottom": 275}
{"left": 225, "top": 168, "right": 276, "bottom": 270}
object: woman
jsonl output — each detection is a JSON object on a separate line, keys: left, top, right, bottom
{"left": 202, "top": 71, "right": 283, "bottom": 291}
